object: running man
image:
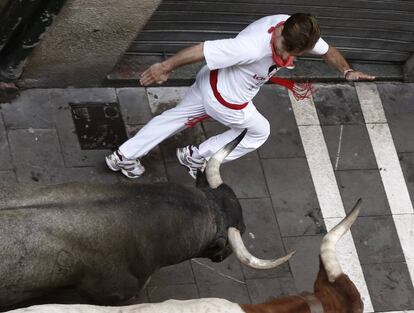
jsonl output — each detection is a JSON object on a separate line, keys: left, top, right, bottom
{"left": 106, "top": 13, "right": 375, "bottom": 179}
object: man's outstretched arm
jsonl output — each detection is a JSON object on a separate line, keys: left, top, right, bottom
{"left": 139, "top": 43, "right": 205, "bottom": 86}
{"left": 322, "top": 46, "right": 375, "bottom": 81}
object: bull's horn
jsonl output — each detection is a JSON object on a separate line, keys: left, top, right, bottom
{"left": 205, "top": 129, "right": 247, "bottom": 189}
{"left": 228, "top": 227, "right": 295, "bottom": 269}
{"left": 320, "top": 198, "right": 362, "bottom": 283}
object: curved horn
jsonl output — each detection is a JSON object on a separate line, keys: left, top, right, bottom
{"left": 228, "top": 227, "right": 295, "bottom": 269}
{"left": 320, "top": 198, "right": 362, "bottom": 283}
{"left": 206, "top": 129, "right": 247, "bottom": 189}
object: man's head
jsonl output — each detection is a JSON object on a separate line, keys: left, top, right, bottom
{"left": 282, "top": 13, "right": 321, "bottom": 54}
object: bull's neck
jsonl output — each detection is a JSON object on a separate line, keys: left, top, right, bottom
{"left": 155, "top": 208, "right": 218, "bottom": 267}
{"left": 240, "top": 295, "right": 312, "bottom": 313}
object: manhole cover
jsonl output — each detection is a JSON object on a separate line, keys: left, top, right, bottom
{"left": 70, "top": 102, "right": 127, "bottom": 150}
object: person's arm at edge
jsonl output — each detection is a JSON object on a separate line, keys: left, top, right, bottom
{"left": 139, "top": 43, "right": 205, "bottom": 86}
{"left": 322, "top": 46, "right": 375, "bottom": 81}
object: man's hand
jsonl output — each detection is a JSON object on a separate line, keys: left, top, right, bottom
{"left": 138, "top": 43, "right": 204, "bottom": 86}
{"left": 323, "top": 46, "right": 376, "bottom": 82}
{"left": 345, "top": 70, "right": 376, "bottom": 81}
{"left": 139, "top": 62, "right": 170, "bottom": 86}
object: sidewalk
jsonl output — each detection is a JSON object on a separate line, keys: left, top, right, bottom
{"left": 0, "top": 82, "right": 413, "bottom": 311}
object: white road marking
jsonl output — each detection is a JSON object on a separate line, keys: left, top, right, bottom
{"left": 289, "top": 91, "right": 374, "bottom": 312}
{"left": 377, "top": 311, "right": 414, "bottom": 313}
{"left": 356, "top": 82, "right": 414, "bottom": 288}
{"left": 335, "top": 125, "right": 344, "bottom": 170}
{"left": 191, "top": 259, "right": 246, "bottom": 284}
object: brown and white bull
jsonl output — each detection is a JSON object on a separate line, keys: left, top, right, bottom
{"left": 0, "top": 130, "right": 293, "bottom": 310}
{"left": 5, "top": 199, "right": 363, "bottom": 313}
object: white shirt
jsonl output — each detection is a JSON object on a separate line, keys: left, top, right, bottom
{"left": 203, "top": 14, "right": 329, "bottom": 104}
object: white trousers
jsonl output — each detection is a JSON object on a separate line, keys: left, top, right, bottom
{"left": 119, "top": 66, "right": 270, "bottom": 162}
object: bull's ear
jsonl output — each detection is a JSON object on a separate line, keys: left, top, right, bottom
{"left": 196, "top": 170, "right": 209, "bottom": 188}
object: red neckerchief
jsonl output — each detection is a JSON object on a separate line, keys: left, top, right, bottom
{"left": 268, "top": 21, "right": 295, "bottom": 68}
{"left": 267, "top": 21, "right": 314, "bottom": 100}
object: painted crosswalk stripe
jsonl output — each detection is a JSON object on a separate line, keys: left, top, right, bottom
{"left": 289, "top": 90, "right": 374, "bottom": 312}
{"left": 356, "top": 82, "right": 414, "bottom": 288}
{"left": 377, "top": 311, "right": 414, "bottom": 313}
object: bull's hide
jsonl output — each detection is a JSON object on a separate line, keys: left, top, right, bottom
{"left": 6, "top": 298, "right": 244, "bottom": 313}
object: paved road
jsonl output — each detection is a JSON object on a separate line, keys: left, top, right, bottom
{"left": 0, "top": 82, "right": 413, "bottom": 312}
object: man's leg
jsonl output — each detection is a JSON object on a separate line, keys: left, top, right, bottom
{"left": 195, "top": 105, "right": 270, "bottom": 162}
{"left": 120, "top": 85, "right": 205, "bottom": 159}
{"left": 106, "top": 83, "right": 206, "bottom": 178}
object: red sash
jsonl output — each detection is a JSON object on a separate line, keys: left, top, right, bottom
{"left": 209, "top": 69, "right": 248, "bottom": 110}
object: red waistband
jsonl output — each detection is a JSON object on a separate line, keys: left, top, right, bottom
{"left": 209, "top": 69, "right": 248, "bottom": 110}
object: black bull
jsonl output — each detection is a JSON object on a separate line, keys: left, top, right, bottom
{"left": 0, "top": 131, "right": 292, "bottom": 309}
{"left": 0, "top": 181, "right": 241, "bottom": 307}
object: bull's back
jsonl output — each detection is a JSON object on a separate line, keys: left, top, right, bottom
{"left": 5, "top": 298, "right": 244, "bottom": 313}
{"left": 0, "top": 182, "right": 206, "bottom": 214}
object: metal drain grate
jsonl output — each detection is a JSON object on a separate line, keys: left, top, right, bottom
{"left": 70, "top": 102, "right": 127, "bottom": 150}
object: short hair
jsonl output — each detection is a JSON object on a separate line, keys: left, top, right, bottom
{"left": 282, "top": 13, "right": 321, "bottom": 53}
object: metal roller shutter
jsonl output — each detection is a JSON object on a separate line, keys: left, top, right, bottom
{"left": 127, "top": 0, "right": 414, "bottom": 64}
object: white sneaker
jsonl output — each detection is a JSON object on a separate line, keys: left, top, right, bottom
{"left": 176, "top": 145, "right": 206, "bottom": 179}
{"left": 105, "top": 151, "right": 145, "bottom": 179}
